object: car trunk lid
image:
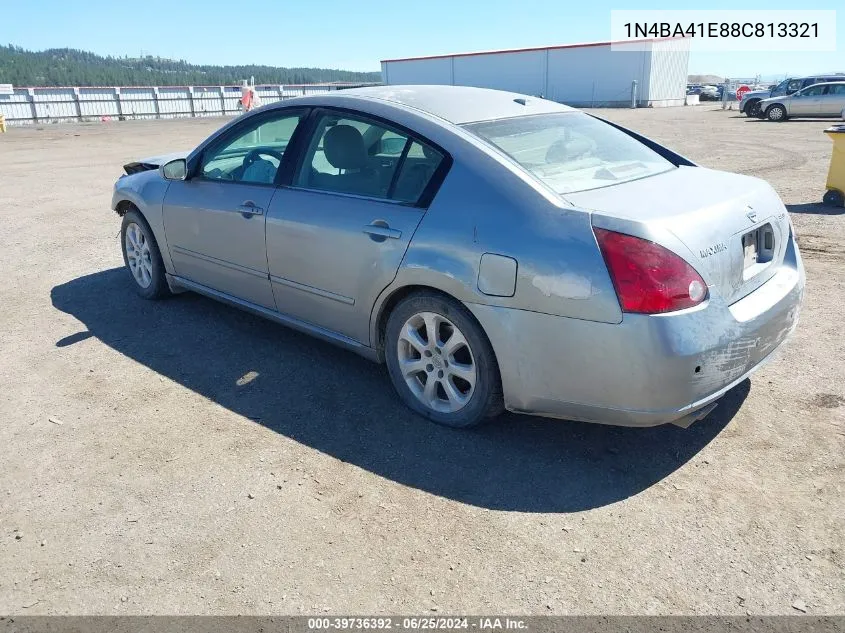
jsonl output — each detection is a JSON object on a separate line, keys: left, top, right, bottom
{"left": 565, "top": 166, "right": 791, "bottom": 305}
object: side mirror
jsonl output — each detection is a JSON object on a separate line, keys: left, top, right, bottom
{"left": 161, "top": 159, "right": 187, "bottom": 181}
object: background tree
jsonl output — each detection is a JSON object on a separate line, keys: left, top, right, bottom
{"left": 0, "top": 45, "right": 381, "bottom": 86}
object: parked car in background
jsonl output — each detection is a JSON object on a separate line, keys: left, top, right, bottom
{"left": 713, "top": 85, "right": 737, "bottom": 102}
{"left": 758, "top": 81, "right": 845, "bottom": 121}
{"left": 699, "top": 85, "right": 720, "bottom": 101}
{"left": 740, "top": 74, "right": 845, "bottom": 117}
{"left": 111, "top": 85, "right": 804, "bottom": 429}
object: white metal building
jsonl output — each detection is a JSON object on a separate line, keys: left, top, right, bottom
{"left": 381, "top": 38, "right": 690, "bottom": 108}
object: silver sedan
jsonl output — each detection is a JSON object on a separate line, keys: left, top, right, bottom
{"left": 758, "top": 81, "right": 845, "bottom": 121}
{"left": 112, "top": 86, "right": 804, "bottom": 428}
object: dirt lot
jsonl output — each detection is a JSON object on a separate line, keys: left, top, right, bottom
{"left": 0, "top": 105, "right": 842, "bottom": 616}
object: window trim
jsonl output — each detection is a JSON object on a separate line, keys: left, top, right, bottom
{"left": 191, "top": 106, "right": 312, "bottom": 188}
{"left": 282, "top": 106, "right": 453, "bottom": 209}
{"left": 280, "top": 184, "right": 418, "bottom": 207}
{"left": 588, "top": 114, "right": 696, "bottom": 167}
{"left": 386, "top": 138, "right": 413, "bottom": 200}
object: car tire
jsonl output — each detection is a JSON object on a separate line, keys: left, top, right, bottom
{"left": 120, "top": 209, "right": 171, "bottom": 300}
{"left": 384, "top": 291, "right": 504, "bottom": 428}
{"left": 744, "top": 100, "right": 760, "bottom": 117}
{"left": 822, "top": 189, "right": 844, "bottom": 208}
{"left": 766, "top": 104, "right": 787, "bottom": 122}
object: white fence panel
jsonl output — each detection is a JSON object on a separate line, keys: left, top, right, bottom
{"left": 194, "top": 87, "right": 224, "bottom": 116}
{"left": 120, "top": 88, "right": 158, "bottom": 117}
{"left": 157, "top": 87, "right": 193, "bottom": 116}
{"left": 222, "top": 86, "right": 242, "bottom": 114}
{"left": 78, "top": 87, "right": 119, "bottom": 117}
{"left": 0, "top": 90, "right": 34, "bottom": 122}
{"left": 0, "top": 83, "right": 376, "bottom": 125}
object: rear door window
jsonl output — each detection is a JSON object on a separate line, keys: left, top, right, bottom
{"left": 391, "top": 142, "right": 444, "bottom": 203}
{"left": 294, "top": 111, "right": 445, "bottom": 205}
{"left": 296, "top": 113, "right": 405, "bottom": 199}
{"left": 800, "top": 85, "right": 827, "bottom": 97}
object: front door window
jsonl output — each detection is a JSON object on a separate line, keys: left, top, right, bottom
{"left": 201, "top": 113, "right": 303, "bottom": 185}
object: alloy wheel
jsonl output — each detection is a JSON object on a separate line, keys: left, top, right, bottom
{"left": 396, "top": 311, "right": 477, "bottom": 413}
{"left": 125, "top": 222, "right": 153, "bottom": 288}
{"left": 768, "top": 106, "right": 785, "bottom": 121}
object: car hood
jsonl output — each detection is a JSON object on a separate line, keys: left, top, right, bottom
{"left": 758, "top": 95, "right": 786, "bottom": 105}
{"left": 742, "top": 90, "right": 771, "bottom": 101}
{"left": 123, "top": 151, "right": 189, "bottom": 175}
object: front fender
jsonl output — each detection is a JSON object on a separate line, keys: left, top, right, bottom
{"left": 759, "top": 101, "right": 785, "bottom": 115}
{"left": 112, "top": 171, "right": 174, "bottom": 274}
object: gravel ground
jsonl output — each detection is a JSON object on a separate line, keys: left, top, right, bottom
{"left": 0, "top": 105, "right": 842, "bottom": 615}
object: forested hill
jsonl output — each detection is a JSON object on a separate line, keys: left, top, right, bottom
{"left": 0, "top": 45, "right": 382, "bottom": 87}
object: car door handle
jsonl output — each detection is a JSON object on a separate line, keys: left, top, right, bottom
{"left": 362, "top": 224, "right": 402, "bottom": 240}
{"left": 238, "top": 202, "right": 264, "bottom": 217}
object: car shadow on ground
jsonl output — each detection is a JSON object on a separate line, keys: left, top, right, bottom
{"left": 51, "top": 268, "right": 748, "bottom": 513}
{"left": 740, "top": 117, "right": 835, "bottom": 123}
{"left": 787, "top": 202, "right": 845, "bottom": 216}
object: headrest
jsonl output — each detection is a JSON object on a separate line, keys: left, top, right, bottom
{"left": 324, "top": 125, "right": 366, "bottom": 170}
{"left": 545, "top": 137, "right": 593, "bottom": 163}
{"left": 421, "top": 144, "right": 440, "bottom": 160}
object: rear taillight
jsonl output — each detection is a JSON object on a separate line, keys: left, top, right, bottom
{"left": 594, "top": 228, "right": 708, "bottom": 314}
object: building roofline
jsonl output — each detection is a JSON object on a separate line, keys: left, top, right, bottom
{"left": 380, "top": 37, "right": 681, "bottom": 63}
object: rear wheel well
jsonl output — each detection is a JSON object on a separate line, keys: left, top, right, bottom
{"left": 375, "top": 286, "right": 494, "bottom": 365}
{"left": 376, "top": 285, "right": 440, "bottom": 357}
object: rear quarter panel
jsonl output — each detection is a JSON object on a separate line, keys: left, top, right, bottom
{"left": 371, "top": 133, "right": 623, "bottom": 347}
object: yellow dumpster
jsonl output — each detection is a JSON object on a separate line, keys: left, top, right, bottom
{"left": 823, "top": 124, "right": 845, "bottom": 207}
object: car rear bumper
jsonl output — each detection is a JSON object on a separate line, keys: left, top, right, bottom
{"left": 466, "top": 237, "right": 805, "bottom": 427}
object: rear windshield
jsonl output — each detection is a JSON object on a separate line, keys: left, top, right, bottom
{"left": 462, "top": 112, "right": 675, "bottom": 194}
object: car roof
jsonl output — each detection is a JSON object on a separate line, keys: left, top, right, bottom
{"left": 761, "top": 80, "right": 845, "bottom": 99}
{"left": 286, "top": 85, "right": 574, "bottom": 125}
{"left": 788, "top": 74, "right": 845, "bottom": 80}
{"left": 791, "top": 81, "right": 845, "bottom": 90}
